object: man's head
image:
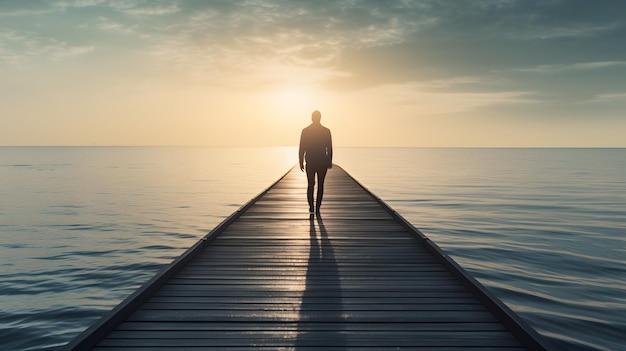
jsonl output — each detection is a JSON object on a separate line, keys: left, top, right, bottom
{"left": 312, "top": 110, "right": 321, "bottom": 123}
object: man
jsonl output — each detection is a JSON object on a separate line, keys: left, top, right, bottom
{"left": 299, "top": 110, "right": 333, "bottom": 215}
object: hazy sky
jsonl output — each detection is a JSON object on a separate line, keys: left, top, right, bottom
{"left": 1, "top": 0, "right": 625, "bottom": 146}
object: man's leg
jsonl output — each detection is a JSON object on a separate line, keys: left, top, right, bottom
{"left": 305, "top": 164, "right": 315, "bottom": 213}
{"left": 315, "top": 167, "right": 328, "bottom": 214}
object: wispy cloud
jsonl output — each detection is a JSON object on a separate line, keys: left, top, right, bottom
{"left": 133, "top": 2, "right": 432, "bottom": 83}
{"left": 372, "top": 82, "right": 537, "bottom": 115}
{"left": 0, "top": 0, "right": 107, "bottom": 16}
{"left": 515, "top": 61, "right": 626, "bottom": 74}
{"left": 506, "top": 23, "right": 620, "bottom": 40}
{"left": 583, "top": 93, "right": 626, "bottom": 104}
{"left": 109, "top": 1, "right": 180, "bottom": 16}
{"left": 53, "top": 0, "right": 107, "bottom": 9}
{"left": 419, "top": 90, "right": 538, "bottom": 114}
{"left": 0, "top": 30, "right": 93, "bottom": 66}
{"left": 92, "top": 16, "right": 139, "bottom": 34}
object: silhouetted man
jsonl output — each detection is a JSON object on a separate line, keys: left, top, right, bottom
{"left": 299, "top": 110, "right": 333, "bottom": 215}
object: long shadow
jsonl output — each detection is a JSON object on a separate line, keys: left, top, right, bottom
{"left": 295, "top": 215, "right": 346, "bottom": 349}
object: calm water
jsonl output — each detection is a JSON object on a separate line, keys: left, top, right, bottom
{"left": 1, "top": 147, "right": 625, "bottom": 351}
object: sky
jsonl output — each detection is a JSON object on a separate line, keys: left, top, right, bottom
{"left": 1, "top": 0, "right": 625, "bottom": 147}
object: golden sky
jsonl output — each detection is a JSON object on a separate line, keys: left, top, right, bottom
{"left": 1, "top": 1, "right": 625, "bottom": 147}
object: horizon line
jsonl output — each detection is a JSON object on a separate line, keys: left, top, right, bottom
{"left": 1, "top": 145, "right": 625, "bottom": 149}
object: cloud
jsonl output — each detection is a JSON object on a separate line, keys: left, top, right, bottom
{"left": 583, "top": 93, "right": 626, "bottom": 104}
{"left": 93, "top": 16, "right": 138, "bottom": 34}
{"left": 0, "top": 30, "right": 94, "bottom": 66}
{"left": 331, "top": 1, "right": 625, "bottom": 78}
{"left": 0, "top": 0, "right": 106, "bottom": 16}
{"left": 376, "top": 81, "right": 538, "bottom": 115}
{"left": 506, "top": 23, "right": 620, "bottom": 40}
{"left": 2, "top": 0, "right": 626, "bottom": 101}
{"left": 514, "top": 61, "right": 626, "bottom": 74}
{"left": 109, "top": 1, "right": 180, "bottom": 16}
{"left": 106, "top": 1, "right": 440, "bottom": 81}
{"left": 53, "top": 0, "right": 107, "bottom": 9}
{"left": 123, "top": 0, "right": 625, "bottom": 114}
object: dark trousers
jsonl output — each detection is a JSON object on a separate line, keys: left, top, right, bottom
{"left": 306, "top": 163, "right": 328, "bottom": 211}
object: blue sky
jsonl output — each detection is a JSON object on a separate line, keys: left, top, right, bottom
{"left": 1, "top": 0, "right": 625, "bottom": 146}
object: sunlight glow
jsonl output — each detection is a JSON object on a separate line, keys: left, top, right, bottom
{"left": 273, "top": 85, "right": 321, "bottom": 114}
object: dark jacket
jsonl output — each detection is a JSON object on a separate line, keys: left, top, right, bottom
{"left": 299, "top": 123, "right": 333, "bottom": 168}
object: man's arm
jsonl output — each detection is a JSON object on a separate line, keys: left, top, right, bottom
{"left": 298, "top": 130, "right": 305, "bottom": 171}
{"left": 327, "top": 130, "right": 333, "bottom": 169}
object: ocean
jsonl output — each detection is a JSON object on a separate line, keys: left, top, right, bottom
{"left": 1, "top": 147, "right": 624, "bottom": 351}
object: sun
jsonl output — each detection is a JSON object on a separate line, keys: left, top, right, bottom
{"left": 261, "top": 79, "right": 334, "bottom": 126}
{"left": 283, "top": 89, "right": 311, "bottom": 107}
{"left": 273, "top": 85, "right": 320, "bottom": 113}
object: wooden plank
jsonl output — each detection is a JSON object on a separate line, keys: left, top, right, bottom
{"left": 152, "top": 289, "right": 476, "bottom": 298}
{"left": 63, "top": 165, "right": 556, "bottom": 351}
{"left": 144, "top": 296, "right": 480, "bottom": 304}
{"left": 139, "top": 303, "right": 487, "bottom": 312}
{"left": 98, "top": 331, "right": 522, "bottom": 347}
{"left": 126, "top": 310, "right": 500, "bottom": 323}
{"left": 116, "top": 321, "right": 508, "bottom": 332}
{"left": 94, "top": 348, "right": 527, "bottom": 351}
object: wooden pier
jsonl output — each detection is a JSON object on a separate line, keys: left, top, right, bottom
{"left": 65, "top": 165, "right": 555, "bottom": 350}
